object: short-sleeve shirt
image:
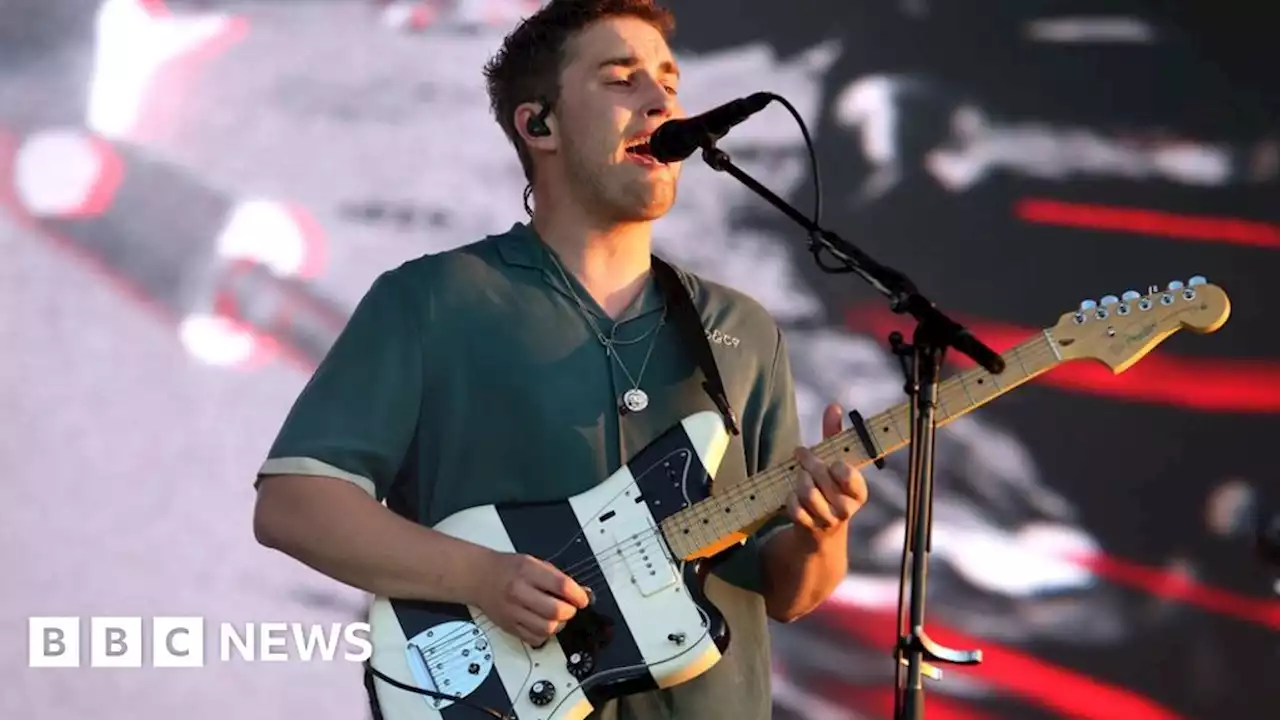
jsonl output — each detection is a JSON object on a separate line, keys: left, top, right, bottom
{"left": 258, "top": 222, "right": 802, "bottom": 720}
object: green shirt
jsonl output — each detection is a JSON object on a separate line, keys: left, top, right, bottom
{"left": 259, "top": 222, "right": 801, "bottom": 720}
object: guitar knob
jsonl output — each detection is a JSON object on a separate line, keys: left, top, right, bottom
{"left": 1100, "top": 295, "right": 1120, "bottom": 306}
{"left": 1079, "top": 299, "right": 1097, "bottom": 311}
{"left": 529, "top": 679, "right": 556, "bottom": 706}
{"left": 1167, "top": 280, "right": 1184, "bottom": 291}
{"left": 1188, "top": 275, "right": 1207, "bottom": 286}
{"left": 565, "top": 651, "right": 595, "bottom": 680}
{"left": 1121, "top": 290, "right": 1140, "bottom": 302}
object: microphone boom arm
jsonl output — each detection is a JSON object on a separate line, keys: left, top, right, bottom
{"left": 699, "top": 145, "right": 1005, "bottom": 375}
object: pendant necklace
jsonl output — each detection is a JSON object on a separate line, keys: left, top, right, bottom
{"left": 547, "top": 253, "right": 666, "bottom": 415}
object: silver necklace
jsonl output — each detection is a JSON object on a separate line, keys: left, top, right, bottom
{"left": 547, "top": 253, "right": 666, "bottom": 414}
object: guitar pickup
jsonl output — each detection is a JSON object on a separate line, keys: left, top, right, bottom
{"left": 611, "top": 515, "right": 678, "bottom": 597}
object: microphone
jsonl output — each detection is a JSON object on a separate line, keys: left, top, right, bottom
{"left": 647, "top": 91, "right": 775, "bottom": 163}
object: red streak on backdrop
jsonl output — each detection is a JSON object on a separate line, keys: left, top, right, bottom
{"left": 1016, "top": 199, "right": 1280, "bottom": 250}
{"left": 1076, "top": 552, "right": 1280, "bottom": 630}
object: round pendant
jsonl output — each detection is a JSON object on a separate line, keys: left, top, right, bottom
{"left": 621, "top": 388, "right": 649, "bottom": 413}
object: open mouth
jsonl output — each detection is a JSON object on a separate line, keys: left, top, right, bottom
{"left": 624, "top": 137, "right": 660, "bottom": 166}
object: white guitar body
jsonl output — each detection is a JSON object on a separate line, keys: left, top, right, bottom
{"left": 365, "top": 412, "right": 735, "bottom": 720}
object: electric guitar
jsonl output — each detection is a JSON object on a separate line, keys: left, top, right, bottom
{"left": 365, "top": 278, "right": 1231, "bottom": 720}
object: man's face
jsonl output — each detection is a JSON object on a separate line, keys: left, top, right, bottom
{"left": 552, "top": 16, "right": 684, "bottom": 223}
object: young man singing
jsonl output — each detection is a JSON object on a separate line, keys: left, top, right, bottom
{"left": 253, "top": 1, "right": 869, "bottom": 718}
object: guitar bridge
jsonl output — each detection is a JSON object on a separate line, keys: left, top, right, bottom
{"left": 404, "top": 621, "right": 494, "bottom": 710}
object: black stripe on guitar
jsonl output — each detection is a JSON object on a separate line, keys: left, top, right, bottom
{"left": 488, "top": 418, "right": 721, "bottom": 707}
{"left": 496, "top": 499, "right": 656, "bottom": 706}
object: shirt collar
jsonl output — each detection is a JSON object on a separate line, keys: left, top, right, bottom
{"left": 495, "top": 222, "right": 665, "bottom": 323}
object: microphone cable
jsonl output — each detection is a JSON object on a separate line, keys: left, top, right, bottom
{"left": 366, "top": 661, "right": 515, "bottom": 719}
{"left": 753, "top": 92, "right": 842, "bottom": 275}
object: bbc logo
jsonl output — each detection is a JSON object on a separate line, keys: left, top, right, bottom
{"left": 29, "top": 617, "right": 205, "bottom": 668}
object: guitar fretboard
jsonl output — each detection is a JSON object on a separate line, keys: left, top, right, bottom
{"left": 662, "top": 330, "right": 1063, "bottom": 559}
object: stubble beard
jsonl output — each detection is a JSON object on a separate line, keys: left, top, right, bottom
{"left": 565, "top": 142, "right": 676, "bottom": 224}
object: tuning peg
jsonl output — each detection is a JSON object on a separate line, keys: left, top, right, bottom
{"left": 1121, "top": 290, "right": 1140, "bottom": 301}
{"left": 1079, "top": 299, "right": 1097, "bottom": 311}
{"left": 1188, "top": 275, "right": 1207, "bottom": 286}
{"left": 1167, "top": 280, "right": 1184, "bottom": 291}
{"left": 1100, "top": 295, "right": 1119, "bottom": 306}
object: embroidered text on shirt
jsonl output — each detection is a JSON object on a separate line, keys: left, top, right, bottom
{"left": 706, "top": 329, "right": 741, "bottom": 348}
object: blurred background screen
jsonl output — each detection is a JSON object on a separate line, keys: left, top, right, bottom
{"left": 2, "top": 1, "right": 1277, "bottom": 719}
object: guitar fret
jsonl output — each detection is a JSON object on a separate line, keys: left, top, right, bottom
{"left": 880, "top": 410, "right": 908, "bottom": 448}
{"left": 693, "top": 516, "right": 709, "bottom": 554}
{"left": 817, "top": 432, "right": 875, "bottom": 468}
{"left": 684, "top": 508, "right": 704, "bottom": 549}
{"left": 970, "top": 372, "right": 990, "bottom": 402}
{"left": 757, "top": 471, "right": 784, "bottom": 514}
{"left": 948, "top": 378, "right": 973, "bottom": 409}
{"left": 712, "top": 496, "right": 732, "bottom": 536}
{"left": 760, "top": 472, "right": 786, "bottom": 509}
{"left": 702, "top": 510, "right": 720, "bottom": 546}
{"left": 687, "top": 508, "right": 705, "bottom": 547}
{"left": 976, "top": 370, "right": 1001, "bottom": 403}
{"left": 957, "top": 372, "right": 978, "bottom": 405}
{"left": 706, "top": 502, "right": 723, "bottom": 542}
{"left": 1012, "top": 344, "right": 1029, "bottom": 375}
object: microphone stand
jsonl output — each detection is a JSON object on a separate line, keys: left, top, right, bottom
{"left": 696, "top": 143, "right": 999, "bottom": 719}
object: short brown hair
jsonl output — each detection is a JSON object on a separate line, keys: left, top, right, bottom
{"left": 483, "top": 0, "right": 676, "bottom": 183}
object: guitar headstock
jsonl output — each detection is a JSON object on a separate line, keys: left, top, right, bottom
{"left": 1048, "top": 276, "right": 1230, "bottom": 374}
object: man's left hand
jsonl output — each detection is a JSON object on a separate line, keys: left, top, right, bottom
{"left": 785, "top": 404, "right": 868, "bottom": 540}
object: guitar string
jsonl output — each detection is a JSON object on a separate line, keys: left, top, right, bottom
{"left": 402, "top": 341, "right": 1061, "bottom": 675}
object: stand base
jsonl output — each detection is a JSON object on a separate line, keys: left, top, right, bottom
{"left": 898, "top": 656, "right": 942, "bottom": 681}
{"left": 896, "top": 628, "right": 983, "bottom": 683}
{"left": 895, "top": 630, "right": 983, "bottom": 720}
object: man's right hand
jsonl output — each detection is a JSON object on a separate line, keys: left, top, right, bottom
{"left": 476, "top": 552, "right": 591, "bottom": 647}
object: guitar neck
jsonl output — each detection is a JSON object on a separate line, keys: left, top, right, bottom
{"left": 663, "top": 329, "right": 1065, "bottom": 560}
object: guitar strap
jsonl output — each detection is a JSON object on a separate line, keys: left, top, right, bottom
{"left": 649, "top": 256, "right": 741, "bottom": 437}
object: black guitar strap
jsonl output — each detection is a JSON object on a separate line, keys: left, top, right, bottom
{"left": 650, "top": 256, "right": 741, "bottom": 437}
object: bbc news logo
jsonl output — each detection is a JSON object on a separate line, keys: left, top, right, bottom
{"left": 28, "top": 617, "right": 372, "bottom": 668}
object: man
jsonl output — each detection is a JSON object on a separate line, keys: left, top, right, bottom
{"left": 252, "top": 1, "right": 868, "bottom": 718}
